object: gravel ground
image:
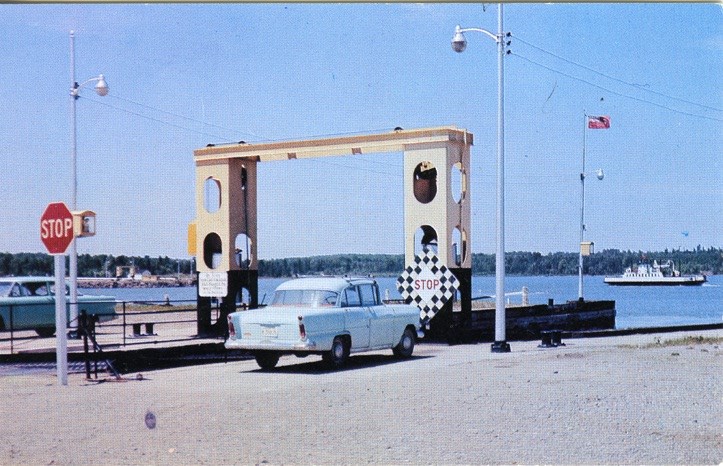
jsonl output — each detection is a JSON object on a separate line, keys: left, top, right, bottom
{"left": 1, "top": 330, "right": 721, "bottom": 465}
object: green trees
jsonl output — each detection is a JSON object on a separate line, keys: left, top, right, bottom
{"left": 0, "top": 253, "right": 192, "bottom": 277}
{"left": 1, "top": 248, "right": 720, "bottom": 278}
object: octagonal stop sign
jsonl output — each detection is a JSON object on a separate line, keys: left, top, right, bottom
{"left": 40, "top": 202, "right": 75, "bottom": 255}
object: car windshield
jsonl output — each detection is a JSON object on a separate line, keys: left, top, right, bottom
{"left": 270, "top": 289, "right": 338, "bottom": 308}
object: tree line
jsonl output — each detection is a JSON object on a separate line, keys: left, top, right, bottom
{"left": 2, "top": 247, "right": 719, "bottom": 278}
{"left": 0, "top": 253, "right": 191, "bottom": 278}
{"left": 259, "top": 248, "right": 722, "bottom": 277}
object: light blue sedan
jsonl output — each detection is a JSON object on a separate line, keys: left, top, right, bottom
{"left": 0, "top": 276, "right": 116, "bottom": 337}
{"left": 225, "top": 277, "right": 421, "bottom": 369}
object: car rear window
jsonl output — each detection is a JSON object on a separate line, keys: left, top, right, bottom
{"left": 270, "top": 289, "right": 338, "bottom": 308}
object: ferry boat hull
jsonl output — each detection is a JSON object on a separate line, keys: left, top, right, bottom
{"left": 604, "top": 276, "right": 706, "bottom": 286}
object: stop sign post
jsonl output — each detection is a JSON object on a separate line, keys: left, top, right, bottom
{"left": 40, "top": 202, "right": 74, "bottom": 385}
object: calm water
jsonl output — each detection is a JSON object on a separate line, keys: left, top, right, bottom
{"left": 82, "top": 275, "right": 722, "bottom": 329}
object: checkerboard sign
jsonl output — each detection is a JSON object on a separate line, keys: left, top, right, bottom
{"left": 397, "top": 249, "right": 458, "bottom": 323}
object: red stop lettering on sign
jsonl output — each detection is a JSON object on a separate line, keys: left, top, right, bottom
{"left": 414, "top": 279, "right": 440, "bottom": 290}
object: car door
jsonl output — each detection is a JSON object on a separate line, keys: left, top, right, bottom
{"left": 342, "top": 285, "right": 370, "bottom": 349}
{"left": 361, "top": 283, "right": 395, "bottom": 347}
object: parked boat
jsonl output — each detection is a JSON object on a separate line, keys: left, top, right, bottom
{"left": 604, "top": 260, "right": 706, "bottom": 286}
{"left": 0, "top": 276, "right": 117, "bottom": 337}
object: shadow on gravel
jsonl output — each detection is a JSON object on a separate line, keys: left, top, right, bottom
{"left": 246, "top": 354, "right": 433, "bottom": 375}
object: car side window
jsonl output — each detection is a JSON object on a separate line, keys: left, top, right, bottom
{"left": 342, "top": 286, "right": 361, "bottom": 308}
{"left": 358, "top": 284, "right": 379, "bottom": 306}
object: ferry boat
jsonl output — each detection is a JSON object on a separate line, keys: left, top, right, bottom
{"left": 604, "top": 260, "right": 706, "bottom": 286}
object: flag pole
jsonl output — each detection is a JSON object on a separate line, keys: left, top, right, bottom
{"left": 579, "top": 112, "right": 587, "bottom": 300}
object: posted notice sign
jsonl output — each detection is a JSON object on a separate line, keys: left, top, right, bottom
{"left": 198, "top": 272, "right": 228, "bottom": 298}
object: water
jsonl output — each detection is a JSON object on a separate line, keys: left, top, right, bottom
{"left": 81, "top": 275, "right": 722, "bottom": 329}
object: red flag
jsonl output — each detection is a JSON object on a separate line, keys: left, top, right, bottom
{"left": 588, "top": 115, "right": 610, "bottom": 129}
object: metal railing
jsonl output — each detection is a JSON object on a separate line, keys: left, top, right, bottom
{"left": 1, "top": 298, "right": 230, "bottom": 355}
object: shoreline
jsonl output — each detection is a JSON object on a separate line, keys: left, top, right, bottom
{"left": 78, "top": 277, "right": 196, "bottom": 289}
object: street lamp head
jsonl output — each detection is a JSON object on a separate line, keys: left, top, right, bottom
{"left": 451, "top": 25, "right": 467, "bottom": 53}
{"left": 94, "top": 74, "right": 109, "bottom": 96}
{"left": 596, "top": 168, "right": 604, "bottom": 180}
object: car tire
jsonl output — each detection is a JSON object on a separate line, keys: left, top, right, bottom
{"left": 323, "top": 336, "right": 349, "bottom": 368}
{"left": 254, "top": 352, "right": 280, "bottom": 370}
{"left": 393, "top": 327, "right": 415, "bottom": 358}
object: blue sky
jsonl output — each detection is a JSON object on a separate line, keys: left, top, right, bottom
{"left": 1, "top": 3, "right": 721, "bottom": 260}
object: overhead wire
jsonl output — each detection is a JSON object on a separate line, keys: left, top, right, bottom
{"left": 78, "top": 30, "right": 720, "bottom": 184}
{"left": 510, "top": 34, "right": 722, "bottom": 113}
{"left": 81, "top": 92, "right": 404, "bottom": 179}
{"left": 509, "top": 52, "right": 723, "bottom": 123}
{"left": 107, "top": 94, "right": 273, "bottom": 142}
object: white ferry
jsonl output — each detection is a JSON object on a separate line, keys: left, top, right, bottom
{"left": 604, "top": 260, "right": 706, "bottom": 286}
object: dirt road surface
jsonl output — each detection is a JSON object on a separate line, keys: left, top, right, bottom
{"left": 1, "top": 330, "right": 721, "bottom": 465}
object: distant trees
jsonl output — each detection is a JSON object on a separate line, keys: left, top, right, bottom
{"left": 0, "top": 253, "right": 192, "bottom": 278}
{"left": 1, "top": 248, "right": 720, "bottom": 278}
{"left": 259, "top": 248, "right": 722, "bottom": 277}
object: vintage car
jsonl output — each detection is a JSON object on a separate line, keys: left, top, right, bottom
{"left": 0, "top": 276, "right": 117, "bottom": 337}
{"left": 225, "top": 277, "right": 421, "bottom": 369}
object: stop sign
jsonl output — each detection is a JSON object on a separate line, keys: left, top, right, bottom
{"left": 40, "top": 202, "right": 75, "bottom": 255}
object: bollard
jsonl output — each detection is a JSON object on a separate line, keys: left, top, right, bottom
{"left": 132, "top": 323, "right": 142, "bottom": 336}
{"left": 538, "top": 330, "right": 556, "bottom": 348}
{"left": 145, "top": 323, "right": 155, "bottom": 335}
{"left": 552, "top": 330, "right": 565, "bottom": 346}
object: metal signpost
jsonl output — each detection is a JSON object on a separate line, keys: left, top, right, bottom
{"left": 40, "top": 202, "right": 76, "bottom": 385}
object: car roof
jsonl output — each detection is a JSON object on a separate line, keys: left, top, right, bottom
{"left": 0, "top": 276, "right": 54, "bottom": 283}
{"left": 276, "top": 277, "right": 376, "bottom": 293}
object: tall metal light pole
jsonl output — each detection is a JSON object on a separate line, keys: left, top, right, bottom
{"left": 452, "top": 3, "right": 510, "bottom": 352}
{"left": 69, "top": 30, "right": 108, "bottom": 335}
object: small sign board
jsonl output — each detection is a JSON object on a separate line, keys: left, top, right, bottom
{"left": 198, "top": 272, "right": 228, "bottom": 298}
{"left": 397, "top": 249, "right": 458, "bottom": 323}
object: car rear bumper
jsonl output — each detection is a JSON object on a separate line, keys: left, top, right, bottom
{"left": 224, "top": 338, "right": 317, "bottom": 352}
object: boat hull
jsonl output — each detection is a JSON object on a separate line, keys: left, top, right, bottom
{"left": 604, "top": 276, "right": 706, "bottom": 286}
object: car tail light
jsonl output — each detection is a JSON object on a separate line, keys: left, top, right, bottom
{"left": 228, "top": 315, "right": 236, "bottom": 337}
{"left": 298, "top": 315, "right": 306, "bottom": 340}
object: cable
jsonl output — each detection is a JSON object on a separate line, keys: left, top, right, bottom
{"left": 81, "top": 95, "right": 237, "bottom": 142}
{"left": 510, "top": 52, "right": 723, "bottom": 123}
{"left": 511, "top": 34, "right": 722, "bottom": 113}
{"left": 108, "top": 94, "right": 272, "bottom": 141}
{"left": 81, "top": 93, "right": 405, "bottom": 178}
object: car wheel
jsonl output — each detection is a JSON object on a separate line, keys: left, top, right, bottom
{"left": 35, "top": 327, "right": 55, "bottom": 338}
{"left": 393, "top": 327, "right": 415, "bottom": 358}
{"left": 254, "top": 352, "right": 280, "bottom": 370}
{"left": 323, "top": 336, "right": 349, "bottom": 368}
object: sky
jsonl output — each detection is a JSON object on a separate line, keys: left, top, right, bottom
{"left": 1, "top": 3, "right": 721, "bottom": 261}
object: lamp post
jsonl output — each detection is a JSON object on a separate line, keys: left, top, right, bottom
{"left": 577, "top": 149, "right": 605, "bottom": 301}
{"left": 452, "top": 3, "right": 510, "bottom": 352}
{"left": 69, "top": 30, "right": 108, "bottom": 335}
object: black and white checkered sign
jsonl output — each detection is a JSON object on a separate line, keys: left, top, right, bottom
{"left": 397, "top": 249, "right": 458, "bottom": 323}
